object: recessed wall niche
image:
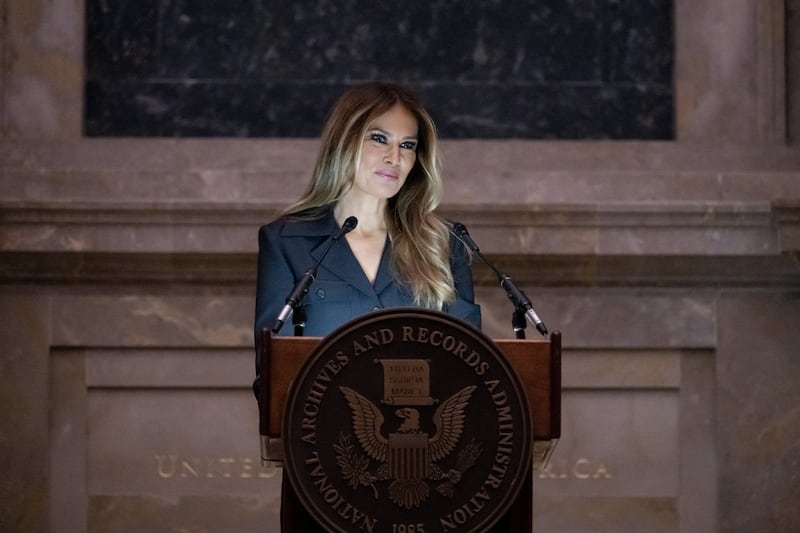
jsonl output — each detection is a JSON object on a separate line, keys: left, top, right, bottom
{"left": 84, "top": 0, "right": 673, "bottom": 139}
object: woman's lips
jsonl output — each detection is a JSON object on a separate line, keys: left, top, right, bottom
{"left": 376, "top": 170, "right": 398, "bottom": 180}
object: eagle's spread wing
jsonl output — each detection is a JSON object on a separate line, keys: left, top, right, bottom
{"left": 339, "top": 386, "right": 389, "bottom": 462}
{"left": 428, "top": 385, "right": 477, "bottom": 461}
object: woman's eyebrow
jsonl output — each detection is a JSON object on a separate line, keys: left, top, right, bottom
{"left": 368, "top": 127, "right": 418, "bottom": 141}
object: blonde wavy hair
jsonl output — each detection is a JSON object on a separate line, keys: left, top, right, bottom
{"left": 283, "top": 82, "right": 455, "bottom": 309}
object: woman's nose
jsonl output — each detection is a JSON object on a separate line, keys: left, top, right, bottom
{"left": 384, "top": 144, "right": 400, "bottom": 166}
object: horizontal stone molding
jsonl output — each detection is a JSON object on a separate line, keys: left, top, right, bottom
{"left": 1, "top": 201, "right": 798, "bottom": 287}
{"left": 2, "top": 139, "right": 799, "bottom": 288}
{"left": 0, "top": 200, "right": 785, "bottom": 252}
{"left": 3, "top": 139, "right": 800, "bottom": 172}
{"left": 2, "top": 140, "right": 800, "bottom": 206}
{"left": 4, "top": 251, "right": 799, "bottom": 289}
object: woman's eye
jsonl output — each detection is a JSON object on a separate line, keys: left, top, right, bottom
{"left": 369, "top": 133, "right": 387, "bottom": 144}
{"left": 400, "top": 141, "right": 418, "bottom": 151}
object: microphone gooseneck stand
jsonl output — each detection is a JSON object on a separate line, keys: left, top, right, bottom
{"left": 292, "top": 305, "right": 307, "bottom": 337}
{"left": 512, "top": 309, "right": 527, "bottom": 339}
{"left": 451, "top": 222, "right": 549, "bottom": 339}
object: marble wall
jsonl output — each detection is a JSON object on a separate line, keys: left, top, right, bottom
{"left": 1, "top": 1, "right": 800, "bottom": 532}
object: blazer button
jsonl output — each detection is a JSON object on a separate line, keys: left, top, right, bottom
{"left": 316, "top": 288, "right": 325, "bottom": 299}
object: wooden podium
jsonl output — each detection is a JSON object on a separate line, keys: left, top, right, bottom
{"left": 257, "top": 322, "right": 561, "bottom": 532}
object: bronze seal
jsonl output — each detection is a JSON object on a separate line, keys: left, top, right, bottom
{"left": 283, "top": 308, "right": 532, "bottom": 533}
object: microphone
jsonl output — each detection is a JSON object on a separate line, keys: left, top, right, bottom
{"left": 451, "top": 222, "right": 549, "bottom": 337}
{"left": 271, "top": 216, "right": 358, "bottom": 334}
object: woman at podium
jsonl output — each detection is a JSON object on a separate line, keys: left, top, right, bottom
{"left": 254, "top": 81, "right": 482, "bottom": 532}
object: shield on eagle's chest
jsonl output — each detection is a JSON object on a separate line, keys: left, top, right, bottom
{"left": 389, "top": 433, "right": 429, "bottom": 481}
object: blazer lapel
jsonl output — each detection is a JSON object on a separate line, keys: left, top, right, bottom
{"left": 319, "top": 237, "right": 377, "bottom": 297}
{"left": 302, "top": 212, "right": 377, "bottom": 298}
{"left": 371, "top": 239, "right": 394, "bottom": 294}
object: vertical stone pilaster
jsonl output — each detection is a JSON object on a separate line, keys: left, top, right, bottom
{"left": 675, "top": 0, "right": 787, "bottom": 144}
{"left": 3, "top": 0, "right": 84, "bottom": 139}
{"left": 716, "top": 293, "right": 800, "bottom": 532}
{"left": 0, "top": 292, "right": 51, "bottom": 533}
{"left": 1, "top": 0, "right": 6, "bottom": 137}
{"left": 755, "top": 0, "right": 787, "bottom": 143}
{"left": 787, "top": 0, "right": 800, "bottom": 143}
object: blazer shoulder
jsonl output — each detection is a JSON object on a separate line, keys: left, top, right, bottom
{"left": 260, "top": 214, "right": 335, "bottom": 238}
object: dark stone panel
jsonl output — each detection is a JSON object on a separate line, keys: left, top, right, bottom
{"left": 599, "top": 1, "right": 674, "bottom": 83}
{"left": 85, "top": 0, "right": 673, "bottom": 139}
{"left": 85, "top": 0, "right": 162, "bottom": 78}
{"left": 85, "top": 80, "right": 672, "bottom": 139}
{"left": 420, "top": 84, "right": 673, "bottom": 139}
{"left": 85, "top": 81, "right": 348, "bottom": 137}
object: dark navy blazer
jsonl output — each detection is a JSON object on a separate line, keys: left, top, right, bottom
{"left": 253, "top": 211, "right": 483, "bottom": 531}
{"left": 254, "top": 210, "right": 482, "bottom": 339}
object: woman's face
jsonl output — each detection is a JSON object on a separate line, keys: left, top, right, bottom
{"left": 351, "top": 103, "right": 419, "bottom": 201}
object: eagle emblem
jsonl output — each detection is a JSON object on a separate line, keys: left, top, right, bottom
{"left": 335, "top": 385, "right": 483, "bottom": 509}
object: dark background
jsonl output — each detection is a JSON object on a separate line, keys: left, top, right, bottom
{"left": 84, "top": 0, "right": 673, "bottom": 139}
